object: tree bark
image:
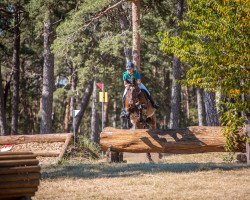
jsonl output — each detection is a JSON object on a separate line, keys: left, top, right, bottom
{"left": 63, "top": 68, "right": 75, "bottom": 132}
{"left": 91, "top": 80, "right": 99, "bottom": 143}
{"left": 112, "top": 101, "right": 118, "bottom": 128}
{"left": 11, "top": 5, "right": 21, "bottom": 134}
{"left": 196, "top": 88, "right": 206, "bottom": 126}
{"left": 70, "top": 69, "right": 77, "bottom": 119}
{"left": 132, "top": 0, "right": 140, "bottom": 72}
{"left": 170, "top": 56, "right": 181, "bottom": 128}
{"left": 63, "top": 99, "right": 71, "bottom": 132}
{"left": 169, "top": 0, "right": 184, "bottom": 129}
{"left": 118, "top": 3, "right": 131, "bottom": 62}
{"left": 74, "top": 80, "right": 94, "bottom": 136}
{"left": 40, "top": 14, "right": 54, "bottom": 134}
{"left": 0, "top": 67, "right": 7, "bottom": 135}
{"left": 204, "top": 91, "right": 219, "bottom": 126}
{"left": 163, "top": 67, "right": 171, "bottom": 126}
{"left": 183, "top": 86, "right": 190, "bottom": 121}
{"left": 100, "top": 126, "right": 244, "bottom": 154}
{"left": 103, "top": 101, "right": 109, "bottom": 128}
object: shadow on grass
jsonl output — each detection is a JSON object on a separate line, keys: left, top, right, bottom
{"left": 42, "top": 162, "right": 249, "bottom": 180}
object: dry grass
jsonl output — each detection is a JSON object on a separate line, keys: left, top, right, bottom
{"left": 34, "top": 152, "right": 250, "bottom": 200}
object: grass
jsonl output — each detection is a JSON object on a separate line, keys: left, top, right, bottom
{"left": 34, "top": 152, "right": 250, "bottom": 200}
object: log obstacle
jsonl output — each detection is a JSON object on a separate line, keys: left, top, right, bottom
{"left": 0, "top": 133, "right": 73, "bottom": 164}
{"left": 0, "top": 151, "right": 41, "bottom": 199}
{"left": 0, "top": 133, "right": 71, "bottom": 145}
{"left": 100, "top": 126, "right": 245, "bottom": 154}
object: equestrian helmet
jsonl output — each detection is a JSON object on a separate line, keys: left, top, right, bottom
{"left": 126, "top": 61, "right": 134, "bottom": 70}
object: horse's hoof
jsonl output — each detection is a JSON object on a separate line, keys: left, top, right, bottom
{"left": 159, "top": 153, "right": 163, "bottom": 159}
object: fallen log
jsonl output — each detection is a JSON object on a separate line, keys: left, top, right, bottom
{"left": 56, "top": 134, "right": 72, "bottom": 164}
{"left": 0, "top": 180, "right": 40, "bottom": 189}
{"left": 0, "top": 173, "right": 41, "bottom": 182}
{"left": 34, "top": 151, "right": 60, "bottom": 157}
{"left": 100, "top": 126, "right": 244, "bottom": 154}
{"left": 0, "top": 152, "right": 41, "bottom": 199}
{"left": 0, "top": 159, "right": 39, "bottom": 167}
{"left": 0, "top": 133, "right": 73, "bottom": 145}
{"left": 0, "top": 166, "right": 41, "bottom": 175}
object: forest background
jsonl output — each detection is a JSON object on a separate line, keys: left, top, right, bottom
{"left": 0, "top": 0, "right": 249, "bottom": 152}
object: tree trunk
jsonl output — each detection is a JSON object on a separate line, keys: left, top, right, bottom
{"left": 70, "top": 69, "right": 77, "bottom": 120}
{"left": 40, "top": 14, "right": 54, "bottom": 134}
{"left": 163, "top": 67, "right": 171, "bottom": 126}
{"left": 204, "top": 91, "right": 219, "bottom": 126}
{"left": 103, "top": 101, "right": 109, "bottom": 128}
{"left": 63, "top": 68, "right": 75, "bottom": 132}
{"left": 183, "top": 86, "right": 190, "bottom": 121}
{"left": 0, "top": 67, "right": 7, "bottom": 135}
{"left": 170, "top": 56, "right": 181, "bottom": 128}
{"left": 118, "top": 3, "right": 131, "bottom": 62}
{"left": 11, "top": 5, "right": 21, "bottom": 134}
{"left": 169, "top": 0, "right": 184, "bottom": 129}
{"left": 63, "top": 99, "right": 71, "bottom": 132}
{"left": 74, "top": 80, "right": 94, "bottom": 136}
{"left": 196, "top": 88, "right": 206, "bottom": 126}
{"left": 100, "top": 126, "right": 244, "bottom": 154}
{"left": 91, "top": 80, "right": 99, "bottom": 143}
{"left": 112, "top": 101, "right": 118, "bottom": 128}
{"left": 4, "top": 76, "right": 11, "bottom": 111}
{"left": 132, "top": 0, "right": 140, "bottom": 72}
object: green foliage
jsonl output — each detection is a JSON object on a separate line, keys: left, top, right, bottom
{"left": 159, "top": 0, "right": 250, "bottom": 151}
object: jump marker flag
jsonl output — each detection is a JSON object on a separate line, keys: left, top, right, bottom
{"left": 0, "top": 144, "right": 14, "bottom": 152}
{"left": 97, "top": 82, "right": 104, "bottom": 90}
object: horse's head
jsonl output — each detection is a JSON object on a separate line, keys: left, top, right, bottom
{"left": 126, "top": 76, "right": 146, "bottom": 113}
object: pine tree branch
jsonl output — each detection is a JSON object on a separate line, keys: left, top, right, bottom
{"left": 84, "top": 0, "right": 125, "bottom": 29}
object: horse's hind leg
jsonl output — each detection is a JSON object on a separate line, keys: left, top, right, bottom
{"left": 146, "top": 153, "right": 153, "bottom": 163}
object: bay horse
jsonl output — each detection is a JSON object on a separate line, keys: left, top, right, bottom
{"left": 121, "top": 76, "right": 162, "bottom": 162}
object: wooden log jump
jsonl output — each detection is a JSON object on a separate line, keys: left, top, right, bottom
{"left": 0, "top": 151, "right": 41, "bottom": 199}
{"left": 0, "top": 133, "right": 73, "bottom": 162}
{"left": 0, "top": 133, "right": 71, "bottom": 145}
{"left": 100, "top": 126, "right": 245, "bottom": 154}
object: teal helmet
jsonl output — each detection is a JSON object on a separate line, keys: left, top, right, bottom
{"left": 126, "top": 61, "right": 134, "bottom": 70}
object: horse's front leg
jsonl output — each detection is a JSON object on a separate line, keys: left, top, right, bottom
{"left": 146, "top": 152, "right": 153, "bottom": 163}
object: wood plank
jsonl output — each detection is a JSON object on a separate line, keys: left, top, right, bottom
{"left": 56, "top": 134, "right": 72, "bottom": 164}
{"left": 0, "top": 152, "right": 33, "bottom": 156}
{"left": 0, "top": 187, "right": 37, "bottom": 195}
{"left": 34, "top": 151, "right": 60, "bottom": 157}
{"left": 0, "top": 166, "right": 41, "bottom": 175}
{"left": 100, "top": 126, "right": 245, "bottom": 153}
{"left": 0, "top": 193, "right": 35, "bottom": 199}
{"left": 0, "top": 133, "right": 73, "bottom": 145}
{"left": 0, "top": 159, "right": 39, "bottom": 167}
{"left": 0, "top": 154, "right": 37, "bottom": 160}
{"left": 0, "top": 173, "right": 40, "bottom": 182}
{"left": 0, "top": 180, "right": 40, "bottom": 189}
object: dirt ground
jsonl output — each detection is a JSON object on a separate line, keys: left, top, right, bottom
{"left": 34, "top": 152, "right": 250, "bottom": 200}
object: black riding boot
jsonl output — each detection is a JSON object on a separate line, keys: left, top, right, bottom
{"left": 147, "top": 95, "right": 159, "bottom": 109}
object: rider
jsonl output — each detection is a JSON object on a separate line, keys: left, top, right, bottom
{"left": 122, "top": 61, "right": 159, "bottom": 109}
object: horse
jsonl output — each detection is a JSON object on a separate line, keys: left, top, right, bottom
{"left": 121, "top": 76, "right": 162, "bottom": 162}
